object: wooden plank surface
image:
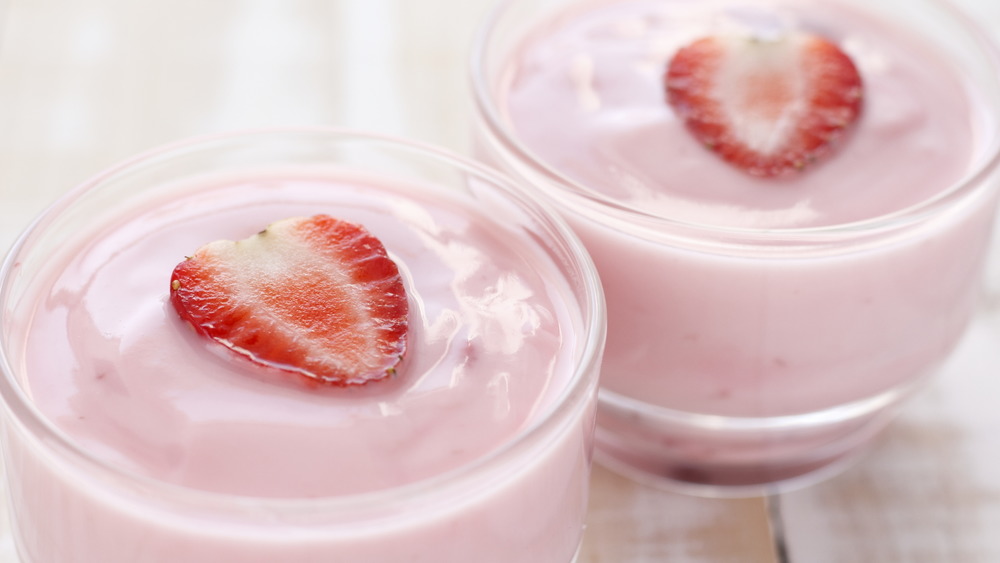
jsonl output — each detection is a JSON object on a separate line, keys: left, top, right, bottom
{"left": 779, "top": 264, "right": 1000, "bottom": 562}
{"left": 582, "top": 468, "right": 778, "bottom": 562}
{"left": 0, "top": 1, "right": 998, "bottom": 562}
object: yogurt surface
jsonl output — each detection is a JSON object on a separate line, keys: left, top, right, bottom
{"left": 501, "top": 0, "right": 980, "bottom": 228}
{"left": 19, "top": 169, "right": 579, "bottom": 498}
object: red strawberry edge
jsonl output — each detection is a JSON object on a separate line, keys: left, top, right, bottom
{"left": 665, "top": 31, "right": 864, "bottom": 178}
{"left": 170, "top": 214, "right": 408, "bottom": 387}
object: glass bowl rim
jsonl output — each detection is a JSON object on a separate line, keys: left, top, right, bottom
{"left": 0, "top": 126, "right": 607, "bottom": 517}
{"left": 468, "top": 0, "right": 1000, "bottom": 241}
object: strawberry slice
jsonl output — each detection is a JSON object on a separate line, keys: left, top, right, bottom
{"left": 665, "top": 32, "right": 863, "bottom": 177}
{"left": 169, "top": 215, "right": 408, "bottom": 386}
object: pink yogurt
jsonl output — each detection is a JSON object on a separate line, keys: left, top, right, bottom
{"left": 474, "top": 0, "right": 1000, "bottom": 490}
{"left": 499, "top": 0, "right": 977, "bottom": 230}
{"left": 0, "top": 132, "right": 604, "bottom": 561}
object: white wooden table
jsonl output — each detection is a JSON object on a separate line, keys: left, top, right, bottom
{"left": 0, "top": 1, "right": 998, "bottom": 561}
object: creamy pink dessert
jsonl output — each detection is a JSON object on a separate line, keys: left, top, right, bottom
{"left": 474, "top": 0, "right": 1000, "bottom": 490}
{"left": 500, "top": 0, "right": 978, "bottom": 230}
{"left": 0, "top": 133, "right": 603, "bottom": 561}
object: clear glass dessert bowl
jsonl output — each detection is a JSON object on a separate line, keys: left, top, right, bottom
{"left": 0, "top": 128, "right": 606, "bottom": 562}
{"left": 471, "top": 0, "right": 1000, "bottom": 496}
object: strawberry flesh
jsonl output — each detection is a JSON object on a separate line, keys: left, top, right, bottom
{"left": 170, "top": 215, "right": 408, "bottom": 386}
{"left": 665, "top": 32, "right": 863, "bottom": 177}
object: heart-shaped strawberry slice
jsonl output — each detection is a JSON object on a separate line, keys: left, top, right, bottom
{"left": 170, "top": 215, "right": 408, "bottom": 386}
{"left": 665, "top": 31, "right": 863, "bottom": 177}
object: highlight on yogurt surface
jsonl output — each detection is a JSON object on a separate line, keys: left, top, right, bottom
{"left": 170, "top": 214, "right": 408, "bottom": 386}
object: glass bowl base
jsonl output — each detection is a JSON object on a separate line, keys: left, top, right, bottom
{"left": 594, "top": 383, "right": 918, "bottom": 498}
